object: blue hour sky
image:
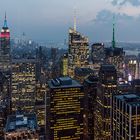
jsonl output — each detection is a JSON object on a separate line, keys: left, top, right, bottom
{"left": 1, "top": 0, "right": 140, "bottom": 43}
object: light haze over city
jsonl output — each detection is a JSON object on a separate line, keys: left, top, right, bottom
{"left": 1, "top": 0, "right": 140, "bottom": 43}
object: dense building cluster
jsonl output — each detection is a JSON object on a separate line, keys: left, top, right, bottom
{"left": 1, "top": 13, "right": 140, "bottom": 140}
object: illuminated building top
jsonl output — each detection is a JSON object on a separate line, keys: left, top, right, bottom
{"left": 0, "top": 13, "right": 11, "bottom": 72}
{"left": 1, "top": 13, "right": 10, "bottom": 39}
{"left": 3, "top": 13, "right": 8, "bottom": 29}
{"left": 69, "top": 28, "right": 89, "bottom": 44}
{"left": 68, "top": 27, "right": 89, "bottom": 77}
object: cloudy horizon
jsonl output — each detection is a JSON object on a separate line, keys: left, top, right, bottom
{"left": 1, "top": 0, "right": 140, "bottom": 43}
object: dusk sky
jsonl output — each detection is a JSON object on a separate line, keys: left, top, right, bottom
{"left": 1, "top": 0, "right": 140, "bottom": 43}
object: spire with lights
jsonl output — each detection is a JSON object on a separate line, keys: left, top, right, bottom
{"left": 74, "top": 8, "right": 77, "bottom": 32}
{"left": 1, "top": 12, "right": 10, "bottom": 38}
{"left": 0, "top": 12, "right": 11, "bottom": 71}
{"left": 4, "top": 12, "right": 8, "bottom": 28}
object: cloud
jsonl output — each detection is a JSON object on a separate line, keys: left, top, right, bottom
{"left": 110, "top": 0, "right": 140, "bottom": 6}
{"left": 87, "top": 9, "right": 140, "bottom": 42}
{"left": 105, "top": 0, "right": 140, "bottom": 17}
{"left": 93, "top": 9, "right": 134, "bottom": 24}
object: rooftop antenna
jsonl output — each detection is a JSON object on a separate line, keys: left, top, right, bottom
{"left": 74, "top": 8, "right": 77, "bottom": 32}
{"left": 4, "top": 12, "right": 8, "bottom": 28}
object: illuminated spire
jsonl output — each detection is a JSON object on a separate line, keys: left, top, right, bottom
{"left": 74, "top": 9, "right": 77, "bottom": 32}
{"left": 112, "top": 15, "right": 115, "bottom": 48}
{"left": 4, "top": 12, "right": 8, "bottom": 28}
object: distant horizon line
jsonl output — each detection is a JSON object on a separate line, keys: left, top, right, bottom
{"left": 11, "top": 38, "right": 140, "bottom": 45}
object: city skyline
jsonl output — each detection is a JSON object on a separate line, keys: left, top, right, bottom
{"left": 1, "top": 1, "right": 140, "bottom": 139}
{"left": 1, "top": 0, "right": 140, "bottom": 43}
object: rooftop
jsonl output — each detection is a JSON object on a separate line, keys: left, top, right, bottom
{"left": 5, "top": 114, "right": 38, "bottom": 132}
{"left": 69, "top": 28, "right": 88, "bottom": 43}
{"left": 84, "top": 75, "right": 98, "bottom": 84}
{"left": 105, "top": 47, "right": 124, "bottom": 56}
{"left": 48, "top": 76, "right": 82, "bottom": 88}
{"left": 100, "top": 64, "right": 116, "bottom": 72}
{"left": 75, "top": 67, "right": 94, "bottom": 76}
{"left": 92, "top": 43, "right": 104, "bottom": 47}
{"left": 115, "top": 93, "right": 140, "bottom": 107}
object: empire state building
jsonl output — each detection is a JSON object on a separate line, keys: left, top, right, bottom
{"left": 0, "top": 14, "right": 11, "bottom": 72}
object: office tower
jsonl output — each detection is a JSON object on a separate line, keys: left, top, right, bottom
{"left": 91, "top": 43, "right": 105, "bottom": 74}
{"left": 35, "top": 76, "right": 46, "bottom": 138}
{"left": 125, "top": 55, "right": 139, "bottom": 80}
{"left": 83, "top": 75, "right": 98, "bottom": 140}
{"left": 4, "top": 114, "right": 39, "bottom": 140}
{"left": 105, "top": 20, "right": 124, "bottom": 78}
{"left": 47, "top": 77, "right": 84, "bottom": 140}
{"left": 95, "top": 65, "right": 117, "bottom": 140}
{"left": 74, "top": 67, "right": 94, "bottom": 83}
{"left": 60, "top": 53, "right": 68, "bottom": 76}
{"left": 0, "top": 14, "right": 11, "bottom": 72}
{"left": 11, "top": 59, "right": 36, "bottom": 113}
{"left": 68, "top": 17, "right": 89, "bottom": 77}
{"left": 0, "top": 71, "right": 11, "bottom": 139}
{"left": 113, "top": 93, "right": 140, "bottom": 139}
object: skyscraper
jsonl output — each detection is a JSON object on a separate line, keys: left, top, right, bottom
{"left": 113, "top": 93, "right": 140, "bottom": 139}
{"left": 0, "top": 71, "right": 11, "bottom": 139}
{"left": 125, "top": 55, "right": 139, "bottom": 80}
{"left": 105, "top": 18, "right": 124, "bottom": 78}
{"left": 47, "top": 77, "right": 84, "bottom": 139}
{"left": 11, "top": 59, "right": 36, "bottom": 113}
{"left": 91, "top": 43, "right": 105, "bottom": 65}
{"left": 95, "top": 65, "right": 117, "bottom": 139}
{"left": 0, "top": 13, "right": 11, "bottom": 72}
{"left": 35, "top": 78, "right": 46, "bottom": 138}
{"left": 0, "top": 14, "right": 11, "bottom": 140}
{"left": 60, "top": 53, "right": 68, "bottom": 76}
{"left": 68, "top": 17, "right": 89, "bottom": 77}
{"left": 83, "top": 75, "right": 98, "bottom": 140}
